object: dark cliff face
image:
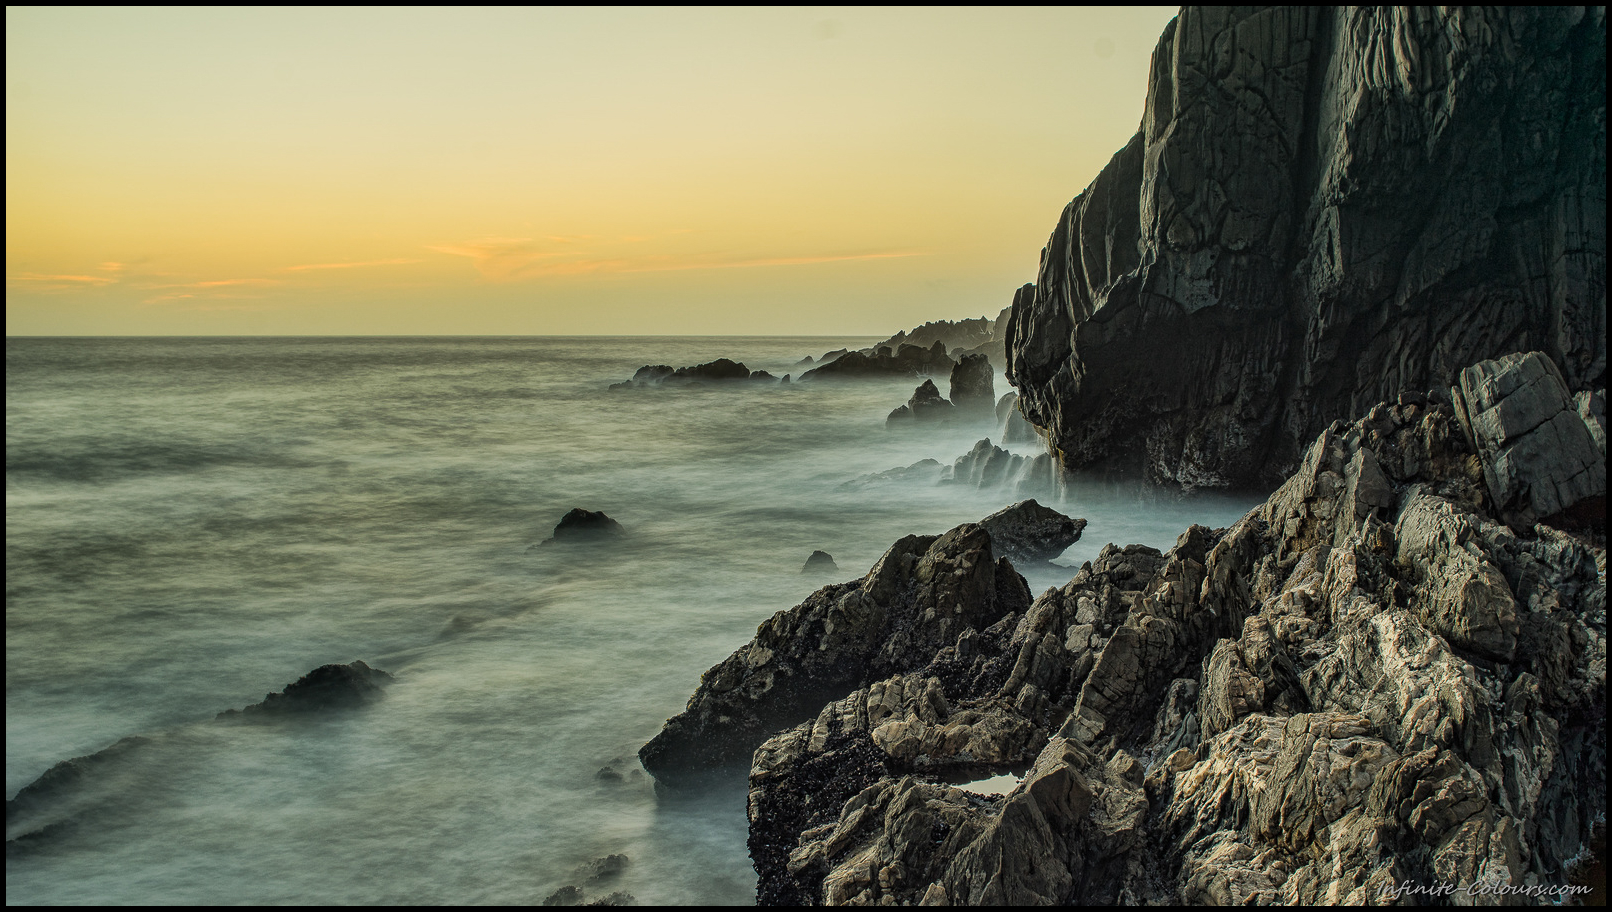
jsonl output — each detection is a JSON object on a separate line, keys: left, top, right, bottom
{"left": 1006, "top": 7, "right": 1606, "bottom": 490}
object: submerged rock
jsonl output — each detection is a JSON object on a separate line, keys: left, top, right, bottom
{"left": 611, "top": 358, "right": 759, "bottom": 389}
{"left": 840, "top": 459, "right": 945, "bottom": 489}
{"left": 802, "top": 551, "right": 839, "bottom": 574}
{"left": 219, "top": 659, "right": 393, "bottom": 718}
{"left": 542, "top": 509, "right": 624, "bottom": 545}
{"left": 727, "top": 394, "right": 1604, "bottom": 904}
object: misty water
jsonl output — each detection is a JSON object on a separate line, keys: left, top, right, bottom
{"left": 6, "top": 336, "right": 1262, "bottom": 904}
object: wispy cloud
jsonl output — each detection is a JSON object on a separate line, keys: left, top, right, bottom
{"left": 281, "top": 258, "right": 423, "bottom": 272}
{"left": 427, "top": 236, "right": 925, "bottom": 280}
{"left": 7, "top": 272, "right": 120, "bottom": 287}
{"left": 142, "top": 277, "right": 278, "bottom": 304}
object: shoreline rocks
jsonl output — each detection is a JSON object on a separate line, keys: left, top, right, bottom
{"left": 644, "top": 383, "right": 1605, "bottom": 904}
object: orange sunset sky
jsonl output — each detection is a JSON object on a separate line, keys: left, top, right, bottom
{"left": 7, "top": 6, "right": 1177, "bottom": 335}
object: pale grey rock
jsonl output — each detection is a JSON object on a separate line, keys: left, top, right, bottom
{"left": 1452, "top": 351, "right": 1606, "bottom": 528}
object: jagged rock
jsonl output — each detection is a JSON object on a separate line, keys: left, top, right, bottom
{"left": 938, "top": 439, "right": 1061, "bottom": 498}
{"left": 795, "top": 355, "right": 815, "bottom": 368}
{"left": 801, "top": 342, "right": 954, "bottom": 381}
{"left": 219, "top": 660, "right": 393, "bottom": 718}
{"left": 748, "top": 369, "right": 777, "bottom": 382}
{"left": 948, "top": 354, "right": 995, "bottom": 416}
{"left": 541, "top": 509, "right": 624, "bottom": 545}
{"left": 583, "top": 892, "right": 636, "bottom": 906}
{"left": 884, "top": 404, "right": 912, "bottom": 427}
{"left": 906, "top": 379, "right": 953, "bottom": 422}
{"left": 802, "top": 551, "right": 839, "bottom": 574}
{"left": 840, "top": 458, "right": 945, "bottom": 490}
{"left": 874, "top": 318, "right": 993, "bottom": 357}
{"left": 638, "top": 524, "right": 1032, "bottom": 785}
{"left": 978, "top": 499, "right": 1086, "bottom": 565}
{"left": 731, "top": 394, "right": 1604, "bottom": 904}
{"left": 1451, "top": 351, "right": 1606, "bottom": 529}
{"left": 1005, "top": 7, "right": 1606, "bottom": 491}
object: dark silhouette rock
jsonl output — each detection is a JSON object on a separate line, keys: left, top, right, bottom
{"left": 748, "top": 369, "right": 777, "bottom": 382}
{"left": 978, "top": 499, "right": 1086, "bottom": 565}
{"left": 1004, "top": 7, "right": 1606, "bottom": 490}
{"left": 543, "top": 886, "right": 583, "bottom": 906}
{"left": 219, "top": 660, "right": 393, "bottom": 718}
{"left": 906, "top": 379, "right": 954, "bottom": 422}
{"left": 801, "top": 342, "right": 955, "bottom": 382}
{"left": 948, "top": 353, "right": 995, "bottom": 416}
{"left": 612, "top": 359, "right": 753, "bottom": 388}
{"left": 542, "top": 509, "right": 624, "bottom": 545}
{"left": 802, "top": 551, "right": 839, "bottom": 574}
{"left": 885, "top": 404, "right": 913, "bottom": 427}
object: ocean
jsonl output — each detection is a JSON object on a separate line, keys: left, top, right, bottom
{"left": 6, "top": 336, "right": 1262, "bottom": 904}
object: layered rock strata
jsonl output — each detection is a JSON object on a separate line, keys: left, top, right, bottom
{"left": 645, "top": 365, "right": 1605, "bottom": 903}
{"left": 1005, "top": 7, "right": 1606, "bottom": 490}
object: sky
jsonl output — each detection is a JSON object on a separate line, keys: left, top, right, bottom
{"left": 7, "top": 6, "right": 1178, "bottom": 336}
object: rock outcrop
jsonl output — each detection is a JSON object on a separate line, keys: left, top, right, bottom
{"left": 646, "top": 386, "right": 1604, "bottom": 904}
{"left": 801, "top": 342, "right": 954, "bottom": 382}
{"left": 1005, "top": 7, "right": 1606, "bottom": 490}
{"left": 638, "top": 526, "right": 1032, "bottom": 785}
{"left": 948, "top": 354, "right": 996, "bottom": 416}
{"left": 939, "top": 438, "right": 1063, "bottom": 498}
{"left": 541, "top": 508, "right": 625, "bottom": 545}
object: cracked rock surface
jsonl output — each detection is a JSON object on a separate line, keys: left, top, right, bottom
{"left": 1004, "top": 7, "right": 1606, "bottom": 490}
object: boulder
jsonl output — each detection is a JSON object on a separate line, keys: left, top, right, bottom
{"left": 948, "top": 353, "right": 995, "bottom": 416}
{"left": 1451, "top": 351, "right": 1606, "bottom": 528}
{"left": 802, "top": 551, "right": 839, "bottom": 574}
{"left": 978, "top": 499, "right": 1086, "bottom": 565}
{"left": 542, "top": 508, "right": 624, "bottom": 545}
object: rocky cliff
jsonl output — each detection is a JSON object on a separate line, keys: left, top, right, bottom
{"left": 1005, "top": 7, "right": 1606, "bottom": 490}
{"left": 752, "top": 363, "right": 1604, "bottom": 904}
{"left": 643, "top": 350, "right": 1605, "bottom": 904}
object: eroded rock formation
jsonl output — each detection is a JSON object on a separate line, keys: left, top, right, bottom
{"left": 1005, "top": 7, "right": 1606, "bottom": 490}
{"left": 753, "top": 390, "right": 1601, "bottom": 903}
{"left": 644, "top": 355, "right": 1605, "bottom": 904}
